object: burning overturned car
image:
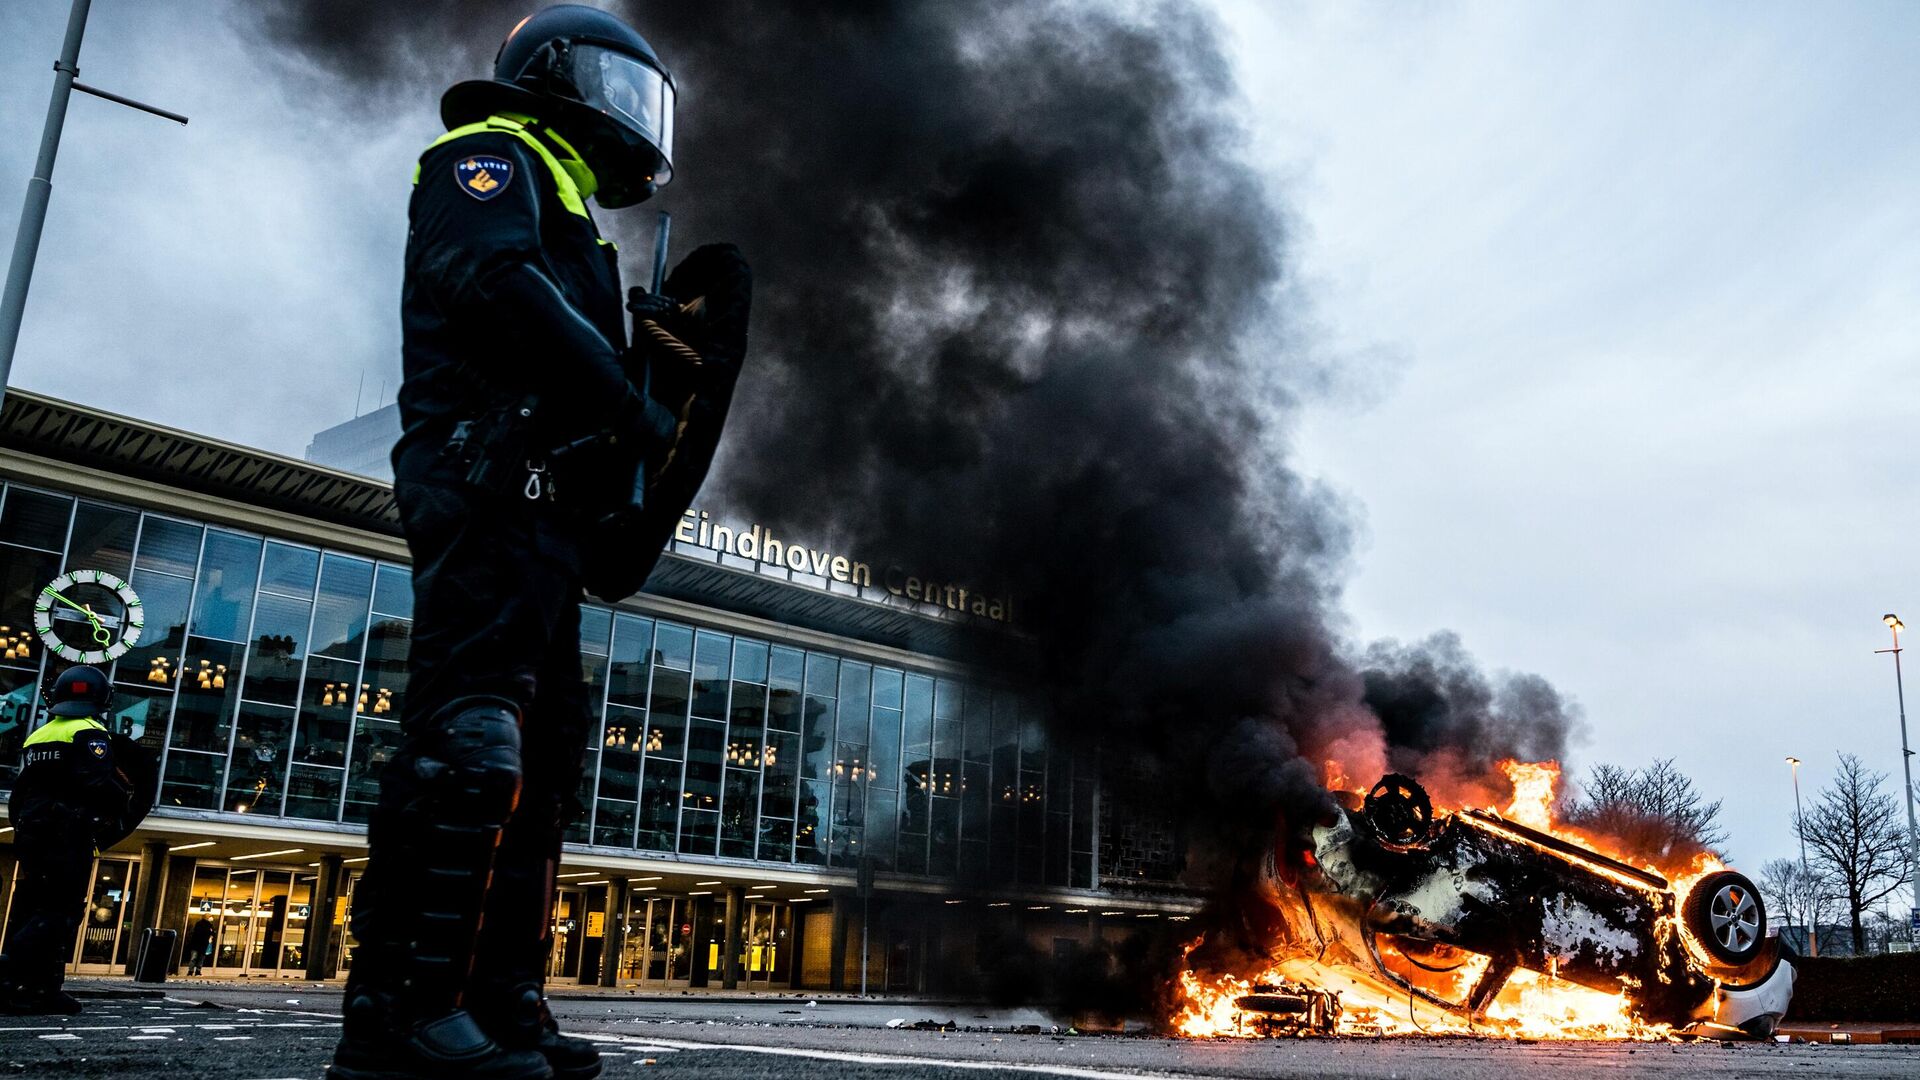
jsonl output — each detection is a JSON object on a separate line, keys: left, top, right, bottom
{"left": 1177, "top": 765, "right": 1796, "bottom": 1039}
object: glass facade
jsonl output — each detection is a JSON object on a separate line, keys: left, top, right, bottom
{"left": 0, "top": 481, "right": 1099, "bottom": 890}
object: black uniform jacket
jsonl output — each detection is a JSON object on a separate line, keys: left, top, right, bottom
{"left": 393, "top": 126, "right": 629, "bottom": 487}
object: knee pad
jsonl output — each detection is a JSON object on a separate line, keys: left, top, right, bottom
{"left": 407, "top": 695, "right": 525, "bottom": 827}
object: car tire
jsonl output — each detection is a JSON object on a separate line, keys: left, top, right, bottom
{"left": 1683, "top": 870, "right": 1767, "bottom": 965}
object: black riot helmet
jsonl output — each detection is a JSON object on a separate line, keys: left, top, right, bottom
{"left": 44, "top": 664, "right": 112, "bottom": 719}
{"left": 443, "top": 4, "right": 676, "bottom": 208}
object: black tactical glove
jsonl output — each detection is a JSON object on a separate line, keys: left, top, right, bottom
{"left": 607, "top": 384, "right": 677, "bottom": 456}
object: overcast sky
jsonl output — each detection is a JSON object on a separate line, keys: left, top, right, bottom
{"left": 3, "top": 1, "right": 1917, "bottom": 883}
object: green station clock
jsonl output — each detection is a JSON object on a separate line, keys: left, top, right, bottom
{"left": 33, "top": 569, "right": 144, "bottom": 664}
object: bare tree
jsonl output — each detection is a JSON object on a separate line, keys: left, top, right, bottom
{"left": 1567, "top": 758, "right": 1728, "bottom": 868}
{"left": 1758, "top": 857, "right": 1836, "bottom": 953}
{"left": 1798, "top": 754, "right": 1912, "bottom": 954}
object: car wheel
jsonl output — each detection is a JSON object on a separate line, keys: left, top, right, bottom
{"left": 1683, "top": 870, "right": 1767, "bottom": 965}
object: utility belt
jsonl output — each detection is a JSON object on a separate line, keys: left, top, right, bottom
{"left": 438, "top": 395, "right": 646, "bottom": 519}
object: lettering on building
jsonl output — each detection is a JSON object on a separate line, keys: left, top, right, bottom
{"left": 674, "top": 509, "right": 1011, "bottom": 623}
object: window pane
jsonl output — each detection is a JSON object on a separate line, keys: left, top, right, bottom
{"left": 683, "top": 720, "right": 723, "bottom": 810}
{"left": 227, "top": 702, "right": 293, "bottom": 815}
{"left": 607, "top": 614, "right": 654, "bottom": 707}
{"left": 799, "top": 694, "right": 833, "bottom": 783}
{"left": 691, "top": 631, "right": 730, "bottom": 718}
{"left": 598, "top": 705, "right": 643, "bottom": 802}
{"left": 795, "top": 780, "right": 828, "bottom": 865}
{"left": 311, "top": 554, "right": 373, "bottom": 661}
{"left": 931, "top": 798, "right": 959, "bottom": 876}
{"left": 260, "top": 543, "right": 320, "bottom": 597}
{"left": 243, "top": 592, "right": 311, "bottom": 707}
{"left": 580, "top": 606, "right": 612, "bottom": 656}
{"left": 761, "top": 730, "right": 799, "bottom": 818}
{"left": 0, "top": 488, "right": 70, "bottom": 550}
{"left": 118, "top": 568, "right": 191, "bottom": 684}
{"left": 678, "top": 809, "right": 718, "bottom": 855}
{"left": 728, "top": 681, "right": 766, "bottom": 744}
{"left": 757, "top": 817, "right": 793, "bottom": 862}
{"left": 105, "top": 683, "right": 170, "bottom": 753}
{"left": 867, "top": 789, "right": 898, "bottom": 871}
{"left": 161, "top": 750, "right": 223, "bottom": 810}
{"left": 344, "top": 713, "right": 402, "bottom": 824}
{"left": 639, "top": 767, "right": 678, "bottom": 851}
{"left": 652, "top": 623, "right": 692, "bottom": 669}
{"left": 134, "top": 517, "right": 202, "bottom": 576}
{"left": 732, "top": 638, "right": 768, "bottom": 684}
{"left": 285, "top": 765, "right": 344, "bottom": 821}
{"left": 646, "top": 669, "right": 688, "bottom": 757}
{"left": 769, "top": 646, "right": 803, "bottom": 691}
{"left": 0, "top": 545, "right": 60, "bottom": 662}
{"left": 766, "top": 684, "right": 801, "bottom": 733}
{"left": 65, "top": 502, "right": 137, "bottom": 578}
{"left": 871, "top": 668, "right": 902, "bottom": 710}
{"left": 294, "top": 656, "right": 357, "bottom": 766}
{"left": 189, "top": 531, "right": 262, "bottom": 642}
{"left": 869, "top": 707, "right": 901, "bottom": 790}
{"left": 171, "top": 637, "right": 243, "bottom": 752}
{"left": 721, "top": 768, "right": 759, "bottom": 858}
{"left": 594, "top": 800, "right": 637, "bottom": 848}
{"left": 370, "top": 564, "right": 412, "bottom": 619}
{"left": 0, "top": 667, "right": 41, "bottom": 782}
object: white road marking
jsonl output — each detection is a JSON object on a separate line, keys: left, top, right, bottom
{"left": 574, "top": 1032, "right": 1182, "bottom": 1080}
{"left": 213, "top": 1035, "right": 254, "bottom": 1040}
{"left": 38, "top": 1033, "right": 80, "bottom": 1040}
{"left": 128, "top": 1035, "right": 168, "bottom": 1040}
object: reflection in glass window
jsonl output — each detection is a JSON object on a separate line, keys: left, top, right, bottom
{"left": 243, "top": 592, "right": 311, "bottom": 706}
{"left": 370, "top": 564, "right": 412, "bottom": 619}
{"left": 638, "top": 767, "right": 678, "bottom": 851}
{"left": 606, "top": 614, "right": 654, "bottom": 707}
{"left": 691, "top": 631, "right": 730, "bottom": 718}
{"left": 190, "top": 531, "right": 263, "bottom": 643}
{"left": 260, "top": 543, "right": 320, "bottom": 597}
{"left": 0, "top": 545, "right": 61, "bottom": 668}
{"left": 286, "top": 764, "right": 344, "bottom": 821}
{"left": 0, "top": 487, "right": 70, "bottom": 551}
{"left": 721, "top": 767, "right": 759, "bottom": 858}
{"left": 118, "top": 568, "right": 191, "bottom": 684}
{"left": 311, "top": 555, "right": 374, "bottom": 661}
{"left": 162, "top": 750, "right": 224, "bottom": 810}
{"left": 295, "top": 656, "right": 357, "bottom": 766}
{"left": 228, "top": 702, "right": 293, "bottom": 815}
{"left": 679, "top": 809, "right": 718, "bottom": 855}
{"left": 652, "top": 623, "right": 692, "bottom": 669}
{"left": 684, "top": 720, "right": 724, "bottom": 812}
{"left": 171, "top": 637, "right": 244, "bottom": 752}
{"left": 134, "top": 516, "right": 203, "bottom": 577}
{"left": 65, "top": 502, "right": 138, "bottom": 578}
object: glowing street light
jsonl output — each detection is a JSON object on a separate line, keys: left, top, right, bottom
{"left": 1874, "top": 614, "right": 1920, "bottom": 942}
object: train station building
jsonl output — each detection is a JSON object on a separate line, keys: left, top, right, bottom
{"left": 0, "top": 389, "right": 1194, "bottom": 989}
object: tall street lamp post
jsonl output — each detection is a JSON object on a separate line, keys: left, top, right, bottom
{"left": 0, "top": 0, "right": 188, "bottom": 409}
{"left": 1786, "top": 755, "right": 1814, "bottom": 956}
{"left": 1875, "top": 614, "right": 1920, "bottom": 941}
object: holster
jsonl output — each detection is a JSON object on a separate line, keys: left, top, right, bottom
{"left": 440, "top": 396, "right": 539, "bottom": 499}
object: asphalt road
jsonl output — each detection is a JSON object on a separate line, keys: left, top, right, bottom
{"left": 0, "top": 981, "right": 1910, "bottom": 1080}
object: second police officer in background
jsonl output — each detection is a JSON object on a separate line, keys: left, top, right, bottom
{"left": 334, "top": 6, "right": 750, "bottom": 1080}
{"left": 0, "top": 666, "right": 154, "bottom": 1015}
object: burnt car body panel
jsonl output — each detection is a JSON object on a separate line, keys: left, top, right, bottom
{"left": 1296, "top": 774, "right": 1790, "bottom": 1032}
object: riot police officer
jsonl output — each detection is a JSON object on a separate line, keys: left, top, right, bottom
{"left": 336, "top": 6, "right": 748, "bottom": 1080}
{"left": 0, "top": 665, "right": 151, "bottom": 1015}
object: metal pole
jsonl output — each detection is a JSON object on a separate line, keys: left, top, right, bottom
{"left": 1788, "top": 756, "right": 1814, "bottom": 956}
{"left": 0, "top": 0, "right": 93, "bottom": 402}
{"left": 1878, "top": 616, "right": 1920, "bottom": 942}
{"left": 860, "top": 890, "right": 869, "bottom": 997}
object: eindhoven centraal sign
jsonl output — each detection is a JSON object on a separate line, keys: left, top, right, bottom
{"left": 673, "top": 508, "right": 1012, "bottom": 622}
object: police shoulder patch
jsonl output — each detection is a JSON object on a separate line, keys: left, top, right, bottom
{"left": 90, "top": 740, "right": 107, "bottom": 758}
{"left": 455, "top": 154, "right": 514, "bottom": 201}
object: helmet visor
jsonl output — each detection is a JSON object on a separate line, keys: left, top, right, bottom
{"left": 571, "top": 45, "right": 675, "bottom": 182}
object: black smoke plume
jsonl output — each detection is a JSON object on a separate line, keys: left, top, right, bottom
{"left": 253, "top": 0, "right": 1580, "bottom": 1009}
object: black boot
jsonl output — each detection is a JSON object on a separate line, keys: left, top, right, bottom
{"left": 471, "top": 981, "right": 601, "bottom": 1080}
{"left": 328, "top": 986, "right": 550, "bottom": 1080}
{"left": 330, "top": 697, "right": 544, "bottom": 1080}
{"left": 0, "top": 985, "right": 82, "bottom": 1016}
